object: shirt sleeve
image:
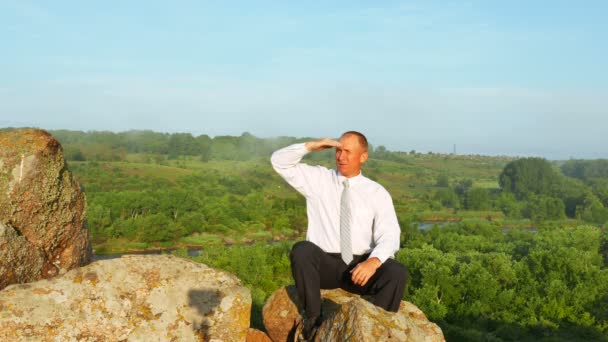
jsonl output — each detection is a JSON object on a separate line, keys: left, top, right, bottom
{"left": 369, "top": 188, "right": 401, "bottom": 263}
{"left": 270, "top": 143, "right": 327, "bottom": 199}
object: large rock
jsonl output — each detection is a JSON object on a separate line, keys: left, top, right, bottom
{"left": 262, "top": 286, "right": 445, "bottom": 342}
{"left": 0, "top": 128, "right": 90, "bottom": 290}
{"left": 0, "top": 255, "right": 252, "bottom": 341}
{"left": 246, "top": 328, "right": 273, "bottom": 342}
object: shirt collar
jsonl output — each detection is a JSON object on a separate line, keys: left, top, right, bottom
{"left": 338, "top": 171, "right": 364, "bottom": 186}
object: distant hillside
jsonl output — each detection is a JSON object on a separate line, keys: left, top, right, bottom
{"left": 42, "top": 129, "right": 515, "bottom": 163}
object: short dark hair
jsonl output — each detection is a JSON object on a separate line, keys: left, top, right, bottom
{"left": 341, "top": 131, "right": 368, "bottom": 151}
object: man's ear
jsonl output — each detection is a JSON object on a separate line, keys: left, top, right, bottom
{"left": 360, "top": 151, "right": 369, "bottom": 164}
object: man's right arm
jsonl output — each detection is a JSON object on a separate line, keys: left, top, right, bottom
{"left": 304, "top": 138, "right": 341, "bottom": 152}
{"left": 270, "top": 138, "right": 340, "bottom": 198}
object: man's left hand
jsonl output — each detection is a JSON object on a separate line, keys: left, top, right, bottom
{"left": 350, "top": 257, "right": 382, "bottom": 286}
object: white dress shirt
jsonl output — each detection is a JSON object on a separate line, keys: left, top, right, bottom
{"left": 271, "top": 143, "right": 401, "bottom": 263}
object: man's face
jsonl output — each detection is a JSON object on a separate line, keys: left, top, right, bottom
{"left": 335, "top": 134, "right": 368, "bottom": 178}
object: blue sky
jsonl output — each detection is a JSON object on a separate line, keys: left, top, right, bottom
{"left": 1, "top": 0, "right": 607, "bottom": 159}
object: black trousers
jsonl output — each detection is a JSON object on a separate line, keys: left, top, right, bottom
{"left": 290, "top": 240, "right": 408, "bottom": 318}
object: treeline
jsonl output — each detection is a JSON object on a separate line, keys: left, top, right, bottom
{"left": 432, "top": 158, "right": 608, "bottom": 225}
{"left": 562, "top": 159, "right": 608, "bottom": 180}
{"left": 50, "top": 130, "right": 349, "bottom": 162}
{"left": 49, "top": 129, "right": 512, "bottom": 163}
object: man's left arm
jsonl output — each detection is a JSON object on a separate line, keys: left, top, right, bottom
{"left": 351, "top": 189, "right": 400, "bottom": 286}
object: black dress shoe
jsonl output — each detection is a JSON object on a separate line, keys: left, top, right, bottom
{"left": 300, "top": 315, "right": 321, "bottom": 341}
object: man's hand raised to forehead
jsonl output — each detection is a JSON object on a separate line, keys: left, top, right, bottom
{"left": 305, "top": 138, "right": 342, "bottom": 152}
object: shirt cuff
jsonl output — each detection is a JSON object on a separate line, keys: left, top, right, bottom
{"left": 294, "top": 142, "right": 309, "bottom": 153}
{"left": 369, "top": 250, "right": 391, "bottom": 264}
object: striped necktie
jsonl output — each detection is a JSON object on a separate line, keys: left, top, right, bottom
{"left": 340, "top": 179, "right": 353, "bottom": 264}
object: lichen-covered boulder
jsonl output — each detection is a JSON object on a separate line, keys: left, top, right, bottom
{"left": 0, "top": 128, "right": 90, "bottom": 290}
{"left": 0, "top": 255, "right": 251, "bottom": 341}
{"left": 246, "top": 328, "right": 273, "bottom": 342}
{"left": 262, "top": 286, "right": 445, "bottom": 342}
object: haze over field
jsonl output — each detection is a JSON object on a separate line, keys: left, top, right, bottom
{"left": 1, "top": 1, "right": 607, "bottom": 159}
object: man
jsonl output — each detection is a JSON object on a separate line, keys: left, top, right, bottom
{"left": 271, "top": 131, "right": 407, "bottom": 340}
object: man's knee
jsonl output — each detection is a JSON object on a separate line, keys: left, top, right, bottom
{"left": 290, "top": 241, "right": 319, "bottom": 263}
{"left": 383, "top": 260, "right": 408, "bottom": 284}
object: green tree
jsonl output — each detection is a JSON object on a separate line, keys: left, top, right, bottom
{"left": 397, "top": 245, "right": 457, "bottom": 320}
{"left": 558, "top": 177, "right": 590, "bottom": 217}
{"left": 589, "top": 178, "right": 608, "bottom": 207}
{"left": 464, "top": 188, "right": 491, "bottom": 210}
{"left": 576, "top": 193, "right": 608, "bottom": 224}
{"left": 435, "top": 188, "right": 460, "bottom": 208}
{"left": 64, "top": 146, "right": 86, "bottom": 161}
{"left": 196, "top": 134, "right": 212, "bottom": 162}
{"left": 561, "top": 159, "right": 608, "bottom": 180}
{"left": 453, "top": 179, "right": 473, "bottom": 197}
{"left": 499, "top": 157, "right": 561, "bottom": 199}
{"left": 168, "top": 133, "right": 198, "bottom": 158}
{"left": 496, "top": 192, "right": 523, "bottom": 218}
{"left": 523, "top": 194, "right": 566, "bottom": 222}
{"left": 436, "top": 173, "right": 450, "bottom": 187}
{"left": 211, "top": 136, "right": 240, "bottom": 160}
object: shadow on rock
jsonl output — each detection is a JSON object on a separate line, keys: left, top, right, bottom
{"left": 283, "top": 285, "right": 341, "bottom": 341}
{"left": 284, "top": 285, "right": 302, "bottom": 341}
{"left": 188, "top": 289, "right": 222, "bottom": 341}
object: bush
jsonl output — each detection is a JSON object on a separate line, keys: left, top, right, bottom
{"left": 523, "top": 195, "right": 566, "bottom": 222}
{"left": 464, "top": 188, "right": 491, "bottom": 210}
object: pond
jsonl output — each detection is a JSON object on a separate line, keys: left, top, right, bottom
{"left": 414, "top": 221, "right": 538, "bottom": 234}
{"left": 415, "top": 221, "right": 457, "bottom": 231}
